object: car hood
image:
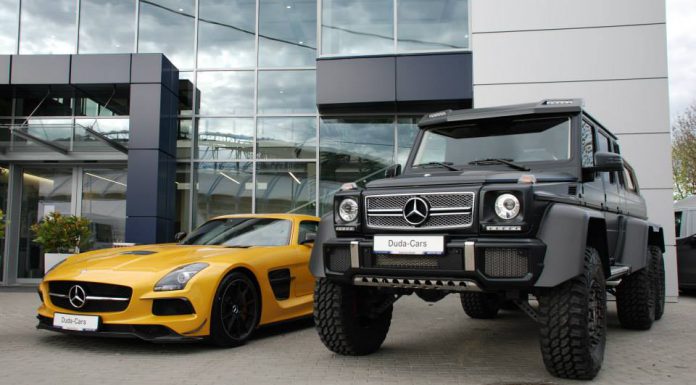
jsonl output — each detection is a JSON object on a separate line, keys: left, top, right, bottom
{"left": 49, "top": 244, "right": 256, "bottom": 275}
{"left": 365, "top": 170, "right": 577, "bottom": 189}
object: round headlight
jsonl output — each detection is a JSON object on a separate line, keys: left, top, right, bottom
{"left": 494, "top": 193, "right": 520, "bottom": 220}
{"left": 338, "top": 198, "right": 359, "bottom": 222}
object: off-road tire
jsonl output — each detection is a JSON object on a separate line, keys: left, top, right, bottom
{"left": 500, "top": 300, "right": 519, "bottom": 311}
{"left": 460, "top": 292, "right": 500, "bottom": 319}
{"left": 538, "top": 247, "right": 606, "bottom": 380}
{"left": 616, "top": 248, "right": 656, "bottom": 330}
{"left": 314, "top": 278, "right": 392, "bottom": 355}
{"left": 651, "top": 246, "right": 666, "bottom": 321}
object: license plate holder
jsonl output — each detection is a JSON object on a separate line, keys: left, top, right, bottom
{"left": 53, "top": 312, "right": 100, "bottom": 332}
{"left": 373, "top": 235, "right": 445, "bottom": 255}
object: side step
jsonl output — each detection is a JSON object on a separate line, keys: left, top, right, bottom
{"left": 606, "top": 265, "right": 630, "bottom": 286}
{"left": 353, "top": 275, "right": 481, "bottom": 292}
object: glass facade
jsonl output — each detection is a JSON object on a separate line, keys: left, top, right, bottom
{"left": 0, "top": 0, "right": 469, "bottom": 273}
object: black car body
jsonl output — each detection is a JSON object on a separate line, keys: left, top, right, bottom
{"left": 311, "top": 100, "right": 666, "bottom": 380}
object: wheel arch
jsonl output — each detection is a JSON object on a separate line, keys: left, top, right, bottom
{"left": 586, "top": 217, "right": 611, "bottom": 278}
{"left": 648, "top": 224, "right": 665, "bottom": 253}
{"left": 214, "top": 265, "right": 264, "bottom": 324}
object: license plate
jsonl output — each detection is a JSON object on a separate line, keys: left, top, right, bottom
{"left": 373, "top": 235, "right": 444, "bottom": 255}
{"left": 53, "top": 313, "right": 99, "bottom": 332}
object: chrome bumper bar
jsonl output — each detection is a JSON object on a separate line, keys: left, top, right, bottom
{"left": 353, "top": 275, "right": 481, "bottom": 292}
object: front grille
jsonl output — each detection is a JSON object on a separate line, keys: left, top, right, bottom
{"left": 483, "top": 248, "right": 529, "bottom": 278}
{"left": 374, "top": 254, "right": 439, "bottom": 269}
{"left": 48, "top": 281, "right": 132, "bottom": 312}
{"left": 327, "top": 246, "right": 351, "bottom": 272}
{"left": 365, "top": 192, "right": 475, "bottom": 230}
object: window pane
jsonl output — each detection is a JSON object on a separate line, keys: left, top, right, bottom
{"left": 197, "top": 118, "right": 254, "bottom": 160}
{"left": 82, "top": 167, "right": 127, "bottom": 249}
{"left": 319, "top": 117, "right": 394, "bottom": 213}
{"left": 19, "top": 0, "right": 76, "bottom": 54}
{"left": 0, "top": 165, "right": 8, "bottom": 280}
{"left": 177, "top": 118, "right": 193, "bottom": 159}
{"left": 256, "top": 162, "right": 316, "bottom": 215}
{"left": 197, "top": 71, "right": 254, "bottom": 116}
{"left": 397, "top": 0, "right": 469, "bottom": 51}
{"left": 321, "top": 0, "right": 393, "bottom": 55}
{"left": 259, "top": 0, "right": 317, "bottom": 67}
{"left": 79, "top": 0, "right": 136, "bottom": 53}
{"left": 74, "top": 86, "right": 130, "bottom": 116}
{"left": 258, "top": 70, "right": 316, "bottom": 115}
{"left": 13, "top": 118, "right": 73, "bottom": 152}
{"left": 178, "top": 72, "right": 195, "bottom": 116}
{"left": 195, "top": 162, "right": 253, "bottom": 225}
{"left": 397, "top": 117, "right": 419, "bottom": 167}
{"left": 74, "top": 118, "right": 130, "bottom": 151}
{"left": 257, "top": 117, "right": 316, "bottom": 159}
{"left": 14, "top": 87, "right": 73, "bottom": 117}
{"left": 138, "top": 0, "right": 195, "bottom": 69}
{"left": 175, "top": 162, "right": 191, "bottom": 232}
{"left": 0, "top": 0, "right": 18, "bottom": 54}
{"left": 197, "top": 0, "right": 256, "bottom": 68}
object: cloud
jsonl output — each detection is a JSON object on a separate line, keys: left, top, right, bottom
{"left": 667, "top": 0, "right": 696, "bottom": 120}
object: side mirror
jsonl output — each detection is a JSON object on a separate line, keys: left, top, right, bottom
{"left": 592, "top": 151, "right": 623, "bottom": 173}
{"left": 385, "top": 164, "right": 402, "bottom": 178}
{"left": 174, "top": 231, "right": 187, "bottom": 242}
{"left": 300, "top": 232, "right": 316, "bottom": 245}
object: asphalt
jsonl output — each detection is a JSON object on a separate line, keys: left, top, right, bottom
{"left": 1, "top": 291, "right": 694, "bottom": 385}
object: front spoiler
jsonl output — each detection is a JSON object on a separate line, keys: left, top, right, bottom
{"left": 36, "top": 315, "right": 205, "bottom": 343}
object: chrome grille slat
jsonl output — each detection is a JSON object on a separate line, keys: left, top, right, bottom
{"left": 353, "top": 275, "right": 481, "bottom": 292}
{"left": 365, "top": 192, "right": 475, "bottom": 230}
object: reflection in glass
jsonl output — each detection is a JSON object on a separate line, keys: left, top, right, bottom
{"left": 82, "top": 168, "right": 127, "bottom": 250}
{"left": 74, "top": 118, "right": 130, "bottom": 150}
{"left": 79, "top": 0, "right": 136, "bottom": 53}
{"left": 182, "top": 217, "right": 292, "bottom": 246}
{"left": 322, "top": 0, "right": 393, "bottom": 55}
{"left": 138, "top": 0, "right": 195, "bottom": 69}
{"left": 0, "top": 166, "right": 7, "bottom": 280}
{"left": 14, "top": 118, "right": 73, "bottom": 151}
{"left": 177, "top": 119, "right": 193, "bottom": 159}
{"left": 319, "top": 117, "right": 394, "bottom": 213}
{"left": 259, "top": 0, "right": 317, "bottom": 67}
{"left": 258, "top": 71, "right": 316, "bottom": 115}
{"left": 197, "top": 118, "right": 254, "bottom": 160}
{"left": 256, "top": 162, "right": 316, "bottom": 215}
{"left": 397, "top": 117, "right": 419, "bottom": 166}
{"left": 197, "top": 71, "right": 254, "bottom": 116}
{"left": 14, "top": 87, "right": 73, "bottom": 117}
{"left": 257, "top": 117, "right": 316, "bottom": 159}
{"left": 176, "top": 163, "right": 191, "bottom": 232}
{"left": 197, "top": 0, "right": 256, "bottom": 68}
{"left": 0, "top": 0, "right": 18, "bottom": 54}
{"left": 74, "top": 86, "right": 130, "bottom": 116}
{"left": 195, "top": 162, "right": 253, "bottom": 225}
{"left": 18, "top": 167, "right": 73, "bottom": 278}
{"left": 178, "top": 72, "right": 196, "bottom": 116}
{"left": 398, "top": 0, "right": 469, "bottom": 51}
{"left": 19, "top": 0, "right": 76, "bottom": 54}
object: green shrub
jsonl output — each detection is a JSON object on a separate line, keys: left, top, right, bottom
{"left": 31, "top": 212, "right": 92, "bottom": 253}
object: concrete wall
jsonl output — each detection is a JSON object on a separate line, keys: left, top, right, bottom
{"left": 470, "top": 0, "right": 676, "bottom": 299}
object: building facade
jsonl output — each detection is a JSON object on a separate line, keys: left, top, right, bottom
{"left": 0, "top": 0, "right": 675, "bottom": 300}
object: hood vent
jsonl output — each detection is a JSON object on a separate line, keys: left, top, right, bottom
{"left": 121, "top": 250, "right": 157, "bottom": 255}
{"left": 568, "top": 185, "right": 578, "bottom": 196}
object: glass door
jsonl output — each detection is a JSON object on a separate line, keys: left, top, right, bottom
{"left": 81, "top": 167, "right": 127, "bottom": 249}
{"left": 17, "top": 167, "right": 73, "bottom": 279}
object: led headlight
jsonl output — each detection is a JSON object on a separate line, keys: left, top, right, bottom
{"left": 494, "top": 193, "right": 520, "bottom": 220}
{"left": 154, "top": 263, "right": 209, "bottom": 291}
{"left": 338, "top": 197, "right": 359, "bottom": 222}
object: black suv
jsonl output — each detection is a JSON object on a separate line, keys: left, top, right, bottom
{"left": 310, "top": 100, "right": 666, "bottom": 380}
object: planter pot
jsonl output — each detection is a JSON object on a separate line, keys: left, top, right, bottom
{"left": 44, "top": 253, "right": 74, "bottom": 274}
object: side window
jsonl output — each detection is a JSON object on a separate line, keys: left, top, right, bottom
{"left": 675, "top": 211, "right": 683, "bottom": 238}
{"left": 596, "top": 131, "right": 615, "bottom": 184}
{"left": 581, "top": 121, "right": 594, "bottom": 168}
{"left": 299, "top": 221, "right": 318, "bottom": 243}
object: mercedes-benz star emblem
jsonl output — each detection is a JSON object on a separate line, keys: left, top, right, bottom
{"left": 403, "top": 197, "right": 430, "bottom": 226}
{"left": 68, "top": 285, "right": 87, "bottom": 309}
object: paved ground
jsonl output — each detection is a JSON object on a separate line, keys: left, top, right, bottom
{"left": 1, "top": 290, "right": 694, "bottom": 385}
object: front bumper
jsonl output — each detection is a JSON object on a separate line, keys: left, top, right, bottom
{"left": 36, "top": 315, "right": 204, "bottom": 342}
{"left": 321, "top": 237, "right": 546, "bottom": 291}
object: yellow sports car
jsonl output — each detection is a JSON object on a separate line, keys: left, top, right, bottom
{"left": 37, "top": 214, "right": 319, "bottom": 346}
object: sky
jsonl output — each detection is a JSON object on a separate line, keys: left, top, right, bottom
{"left": 667, "top": 0, "right": 696, "bottom": 121}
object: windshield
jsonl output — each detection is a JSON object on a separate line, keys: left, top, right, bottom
{"left": 413, "top": 117, "right": 571, "bottom": 168}
{"left": 181, "top": 218, "right": 292, "bottom": 247}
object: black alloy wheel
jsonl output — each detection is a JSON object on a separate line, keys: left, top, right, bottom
{"left": 210, "top": 272, "right": 261, "bottom": 347}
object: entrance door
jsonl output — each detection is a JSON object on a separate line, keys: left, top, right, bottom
{"left": 17, "top": 167, "right": 74, "bottom": 279}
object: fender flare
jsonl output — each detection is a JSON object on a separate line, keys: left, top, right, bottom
{"left": 309, "top": 213, "right": 335, "bottom": 278}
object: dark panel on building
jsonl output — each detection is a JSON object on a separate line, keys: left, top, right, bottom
{"left": 317, "top": 53, "right": 473, "bottom": 113}
{"left": 71, "top": 54, "right": 131, "bottom": 84}
{"left": 11, "top": 55, "right": 71, "bottom": 84}
{"left": 317, "top": 56, "right": 396, "bottom": 111}
{"left": 396, "top": 53, "right": 473, "bottom": 103}
{"left": 131, "top": 53, "right": 179, "bottom": 93}
{"left": 0, "top": 56, "right": 10, "bottom": 85}
{"left": 125, "top": 217, "right": 175, "bottom": 245}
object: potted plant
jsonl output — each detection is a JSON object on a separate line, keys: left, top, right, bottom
{"left": 31, "top": 212, "right": 92, "bottom": 274}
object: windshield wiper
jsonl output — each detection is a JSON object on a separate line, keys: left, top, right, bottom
{"left": 412, "top": 161, "right": 461, "bottom": 171}
{"left": 468, "top": 158, "right": 530, "bottom": 171}
{"left": 223, "top": 245, "right": 253, "bottom": 248}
